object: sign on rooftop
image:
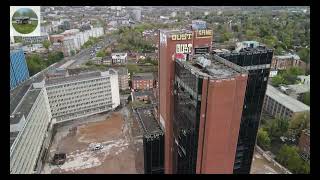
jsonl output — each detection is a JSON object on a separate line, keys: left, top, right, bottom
{"left": 192, "top": 20, "right": 207, "bottom": 30}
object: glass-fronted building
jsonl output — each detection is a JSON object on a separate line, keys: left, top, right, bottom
{"left": 10, "top": 49, "right": 30, "bottom": 90}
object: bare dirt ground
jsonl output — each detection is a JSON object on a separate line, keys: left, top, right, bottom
{"left": 41, "top": 107, "right": 144, "bottom": 174}
{"left": 250, "top": 150, "right": 285, "bottom": 174}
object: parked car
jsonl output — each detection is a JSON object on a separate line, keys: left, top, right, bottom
{"left": 89, "top": 143, "right": 103, "bottom": 151}
{"left": 51, "top": 153, "right": 66, "bottom": 165}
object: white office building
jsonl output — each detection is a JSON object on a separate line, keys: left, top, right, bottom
{"left": 111, "top": 53, "right": 127, "bottom": 64}
{"left": 45, "top": 70, "right": 120, "bottom": 123}
{"left": 10, "top": 84, "right": 53, "bottom": 174}
{"left": 21, "top": 33, "right": 49, "bottom": 44}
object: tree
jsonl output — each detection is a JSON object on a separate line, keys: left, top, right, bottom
{"left": 42, "top": 40, "right": 51, "bottom": 50}
{"left": 271, "top": 75, "right": 285, "bottom": 87}
{"left": 264, "top": 117, "right": 289, "bottom": 140}
{"left": 26, "top": 54, "right": 46, "bottom": 76}
{"left": 289, "top": 112, "right": 310, "bottom": 139}
{"left": 96, "top": 50, "right": 106, "bottom": 58}
{"left": 302, "top": 91, "right": 310, "bottom": 106}
{"left": 257, "top": 128, "right": 271, "bottom": 150}
{"left": 276, "top": 144, "right": 309, "bottom": 174}
{"left": 70, "top": 50, "right": 75, "bottom": 56}
{"left": 297, "top": 48, "right": 310, "bottom": 64}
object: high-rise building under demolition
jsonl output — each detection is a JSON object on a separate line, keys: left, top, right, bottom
{"left": 216, "top": 47, "right": 274, "bottom": 174}
{"left": 158, "top": 27, "right": 213, "bottom": 173}
{"left": 158, "top": 22, "right": 274, "bottom": 173}
{"left": 172, "top": 55, "right": 248, "bottom": 173}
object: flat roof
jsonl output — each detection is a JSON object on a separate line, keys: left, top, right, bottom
{"left": 266, "top": 84, "right": 310, "bottom": 113}
{"left": 136, "top": 107, "right": 163, "bottom": 136}
{"left": 10, "top": 88, "right": 41, "bottom": 125}
{"left": 45, "top": 71, "right": 102, "bottom": 86}
{"left": 176, "top": 54, "right": 248, "bottom": 79}
{"left": 132, "top": 73, "right": 154, "bottom": 81}
{"left": 110, "top": 67, "right": 128, "bottom": 75}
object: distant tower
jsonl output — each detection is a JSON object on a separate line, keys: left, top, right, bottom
{"left": 10, "top": 48, "right": 30, "bottom": 90}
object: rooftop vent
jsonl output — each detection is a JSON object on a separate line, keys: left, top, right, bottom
{"left": 196, "top": 56, "right": 211, "bottom": 68}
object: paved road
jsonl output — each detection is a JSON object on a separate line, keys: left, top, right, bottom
{"left": 69, "top": 35, "right": 117, "bottom": 68}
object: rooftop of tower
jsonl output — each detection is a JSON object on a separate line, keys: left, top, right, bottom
{"left": 175, "top": 54, "right": 248, "bottom": 80}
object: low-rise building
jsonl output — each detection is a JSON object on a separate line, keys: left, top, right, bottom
{"left": 298, "top": 129, "right": 310, "bottom": 162}
{"left": 263, "top": 84, "right": 310, "bottom": 120}
{"left": 111, "top": 53, "right": 127, "bottom": 64}
{"left": 45, "top": 70, "right": 120, "bottom": 123}
{"left": 21, "top": 33, "right": 49, "bottom": 44}
{"left": 271, "top": 54, "right": 306, "bottom": 70}
{"left": 10, "top": 83, "right": 53, "bottom": 174}
{"left": 111, "top": 67, "right": 129, "bottom": 91}
{"left": 132, "top": 73, "right": 154, "bottom": 90}
{"left": 49, "top": 34, "right": 64, "bottom": 43}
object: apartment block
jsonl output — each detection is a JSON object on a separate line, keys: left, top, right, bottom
{"left": 45, "top": 70, "right": 120, "bottom": 123}
{"left": 10, "top": 84, "right": 52, "bottom": 174}
{"left": 111, "top": 67, "right": 129, "bottom": 91}
{"left": 132, "top": 73, "right": 154, "bottom": 90}
{"left": 21, "top": 33, "right": 49, "bottom": 44}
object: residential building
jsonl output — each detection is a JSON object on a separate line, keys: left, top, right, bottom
{"left": 271, "top": 54, "right": 306, "bottom": 70}
{"left": 49, "top": 34, "right": 64, "bottom": 43}
{"left": 132, "top": 90, "right": 155, "bottom": 103}
{"left": 45, "top": 70, "right": 120, "bottom": 123}
{"left": 111, "top": 67, "right": 129, "bottom": 91}
{"left": 45, "top": 67, "right": 69, "bottom": 80}
{"left": 21, "top": 33, "right": 49, "bottom": 44}
{"left": 298, "top": 129, "right": 310, "bottom": 162}
{"left": 111, "top": 53, "right": 128, "bottom": 64}
{"left": 10, "top": 83, "right": 53, "bottom": 174}
{"left": 10, "top": 48, "right": 30, "bottom": 90}
{"left": 158, "top": 27, "right": 213, "bottom": 173}
{"left": 132, "top": 9, "right": 142, "bottom": 21}
{"left": 132, "top": 73, "right": 154, "bottom": 90}
{"left": 217, "top": 46, "right": 274, "bottom": 174}
{"left": 263, "top": 84, "right": 310, "bottom": 120}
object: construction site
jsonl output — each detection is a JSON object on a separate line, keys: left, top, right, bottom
{"left": 41, "top": 107, "right": 144, "bottom": 174}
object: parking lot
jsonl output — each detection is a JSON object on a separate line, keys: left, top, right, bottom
{"left": 41, "top": 108, "right": 144, "bottom": 174}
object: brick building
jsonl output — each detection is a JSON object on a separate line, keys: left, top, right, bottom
{"left": 132, "top": 73, "right": 154, "bottom": 90}
{"left": 298, "top": 129, "right": 310, "bottom": 162}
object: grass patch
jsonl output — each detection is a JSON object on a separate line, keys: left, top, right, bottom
{"left": 12, "top": 21, "right": 38, "bottom": 34}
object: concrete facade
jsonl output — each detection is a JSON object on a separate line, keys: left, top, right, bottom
{"left": 10, "top": 85, "right": 52, "bottom": 174}
{"left": 263, "top": 85, "right": 310, "bottom": 120}
{"left": 45, "top": 71, "right": 120, "bottom": 123}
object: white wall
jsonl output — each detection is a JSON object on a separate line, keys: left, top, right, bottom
{"left": 110, "top": 74, "right": 120, "bottom": 108}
